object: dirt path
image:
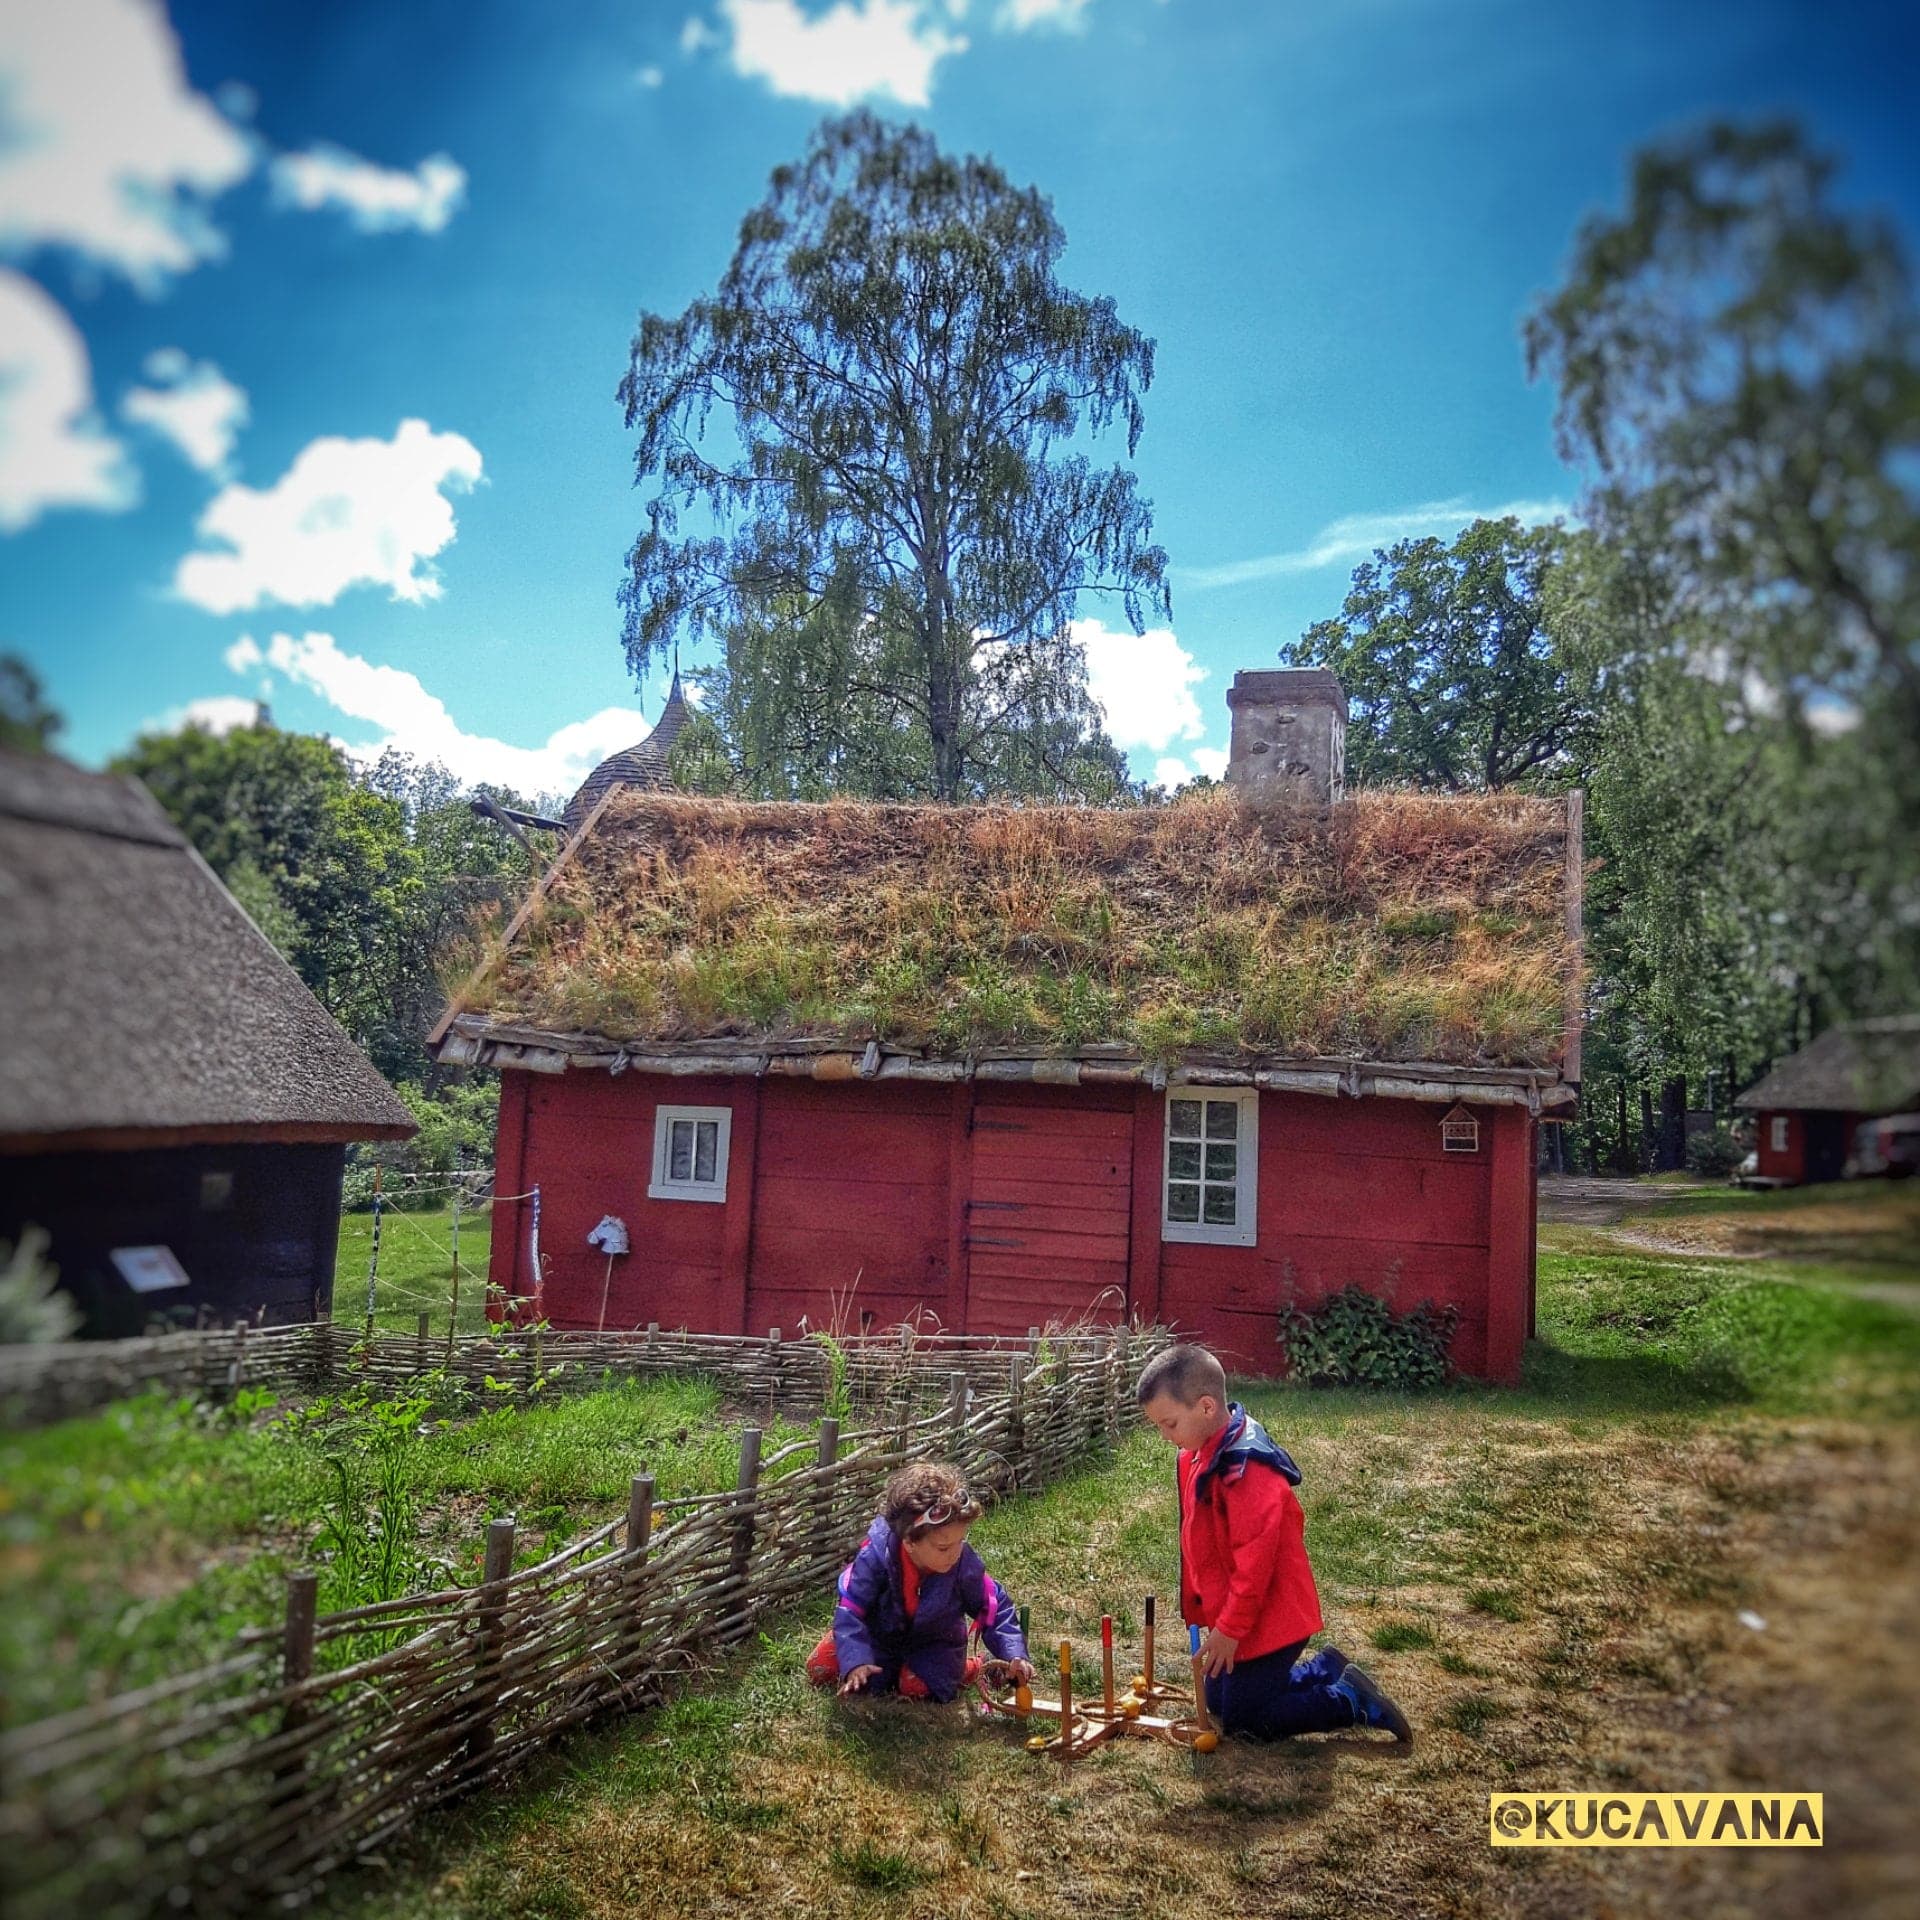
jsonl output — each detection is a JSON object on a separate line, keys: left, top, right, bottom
{"left": 1538, "top": 1173, "right": 1717, "bottom": 1227}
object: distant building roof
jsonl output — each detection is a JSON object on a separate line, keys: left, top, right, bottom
{"left": 562, "top": 672, "right": 693, "bottom": 828}
{"left": 0, "top": 750, "right": 416, "bottom": 1150}
{"left": 1735, "top": 1016, "right": 1920, "bottom": 1116}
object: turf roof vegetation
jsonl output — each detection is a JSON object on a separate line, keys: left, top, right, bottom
{"left": 456, "top": 788, "right": 1577, "bottom": 1067}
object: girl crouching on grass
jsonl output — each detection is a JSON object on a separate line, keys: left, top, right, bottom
{"left": 807, "top": 1463, "right": 1033, "bottom": 1701}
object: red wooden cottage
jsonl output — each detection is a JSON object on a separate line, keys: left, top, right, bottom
{"left": 1735, "top": 1016, "right": 1920, "bottom": 1186}
{"left": 434, "top": 673, "right": 1584, "bottom": 1382}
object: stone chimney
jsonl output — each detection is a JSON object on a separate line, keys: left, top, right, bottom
{"left": 1224, "top": 669, "right": 1348, "bottom": 806}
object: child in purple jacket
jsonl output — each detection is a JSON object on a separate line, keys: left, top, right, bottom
{"left": 807, "top": 1462, "right": 1033, "bottom": 1702}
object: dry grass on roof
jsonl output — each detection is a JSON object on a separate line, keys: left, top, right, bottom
{"left": 451, "top": 786, "right": 1578, "bottom": 1068}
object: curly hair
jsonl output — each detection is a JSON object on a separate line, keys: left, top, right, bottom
{"left": 881, "top": 1461, "right": 981, "bottom": 1537}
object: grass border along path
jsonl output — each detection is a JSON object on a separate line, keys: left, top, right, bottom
{"left": 313, "top": 1240, "right": 1920, "bottom": 1920}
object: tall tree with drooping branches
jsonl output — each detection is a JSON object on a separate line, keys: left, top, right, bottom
{"left": 617, "top": 111, "right": 1168, "bottom": 802}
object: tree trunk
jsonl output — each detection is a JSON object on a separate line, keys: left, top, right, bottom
{"left": 1639, "top": 1086, "right": 1656, "bottom": 1173}
{"left": 1656, "top": 1076, "right": 1687, "bottom": 1172}
{"left": 1617, "top": 1080, "right": 1631, "bottom": 1175}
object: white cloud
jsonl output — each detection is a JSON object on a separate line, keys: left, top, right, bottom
{"left": 268, "top": 147, "right": 467, "bottom": 235}
{"left": 173, "top": 419, "right": 483, "bottom": 613}
{"left": 1152, "top": 756, "right": 1192, "bottom": 789}
{"left": 681, "top": 15, "right": 722, "bottom": 53}
{"left": 1180, "top": 497, "right": 1574, "bottom": 590}
{"left": 636, "top": 64, "right": 666, "bottom": 87}
{"left": 1000, "top": 0, "right": 1093, "bottom": 29}
{"left": 0, "top": 0, "right": 253, "bottom": 288}
{"left": 0, "top": 270, "right": 138, "bottom": 532}
{"left": 142, "top": 693, "right": 261, "bottom": 736}
{"left": 1074, "top": 615, "right": 1209, "bottom": 753}
{"left": 1192, "top": 746, "right": 1227, "bottom": 779}
{"left": 225, "top": 630, "right": 650, "bottom": 793}
{"left": 120, "top": 348, "right": 249, "bottom": 476}
{"left": 718, "top": 0, "right": 966, "bottom": 107}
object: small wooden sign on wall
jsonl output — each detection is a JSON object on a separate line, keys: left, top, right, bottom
{"left": 1440, "top": 1104, "right": 1481, "bottom": 1154}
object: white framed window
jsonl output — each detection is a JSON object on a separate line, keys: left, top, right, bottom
{"left": 649, "top": 1105, "right": 732, "bottom": 1203}
{"left": 1770, "top": 1115, "right": 1790, "bottom": 1154}
{"left": 1163, "top": 1088, "right": 1258, "bottom": 1247}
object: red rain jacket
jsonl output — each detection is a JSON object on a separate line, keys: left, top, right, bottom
{"left": 1177, "top": 1404, "right": 1324, "bottom": 1659}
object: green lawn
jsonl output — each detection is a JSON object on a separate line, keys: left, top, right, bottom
{"left": 304, "top": 1231, "right": 1920, "bottom": 1920}
{"left": 0, "top": 1373, "right": 812, "bottom": 1729}
{"left": 334, "top": 1201, "right": 497, "bottom": 1337}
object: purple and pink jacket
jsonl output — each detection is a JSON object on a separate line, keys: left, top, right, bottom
{"left": 831, "top": 1513, "right": 1029, "bottom": 1700}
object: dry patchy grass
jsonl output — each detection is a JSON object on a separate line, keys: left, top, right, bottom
{"left": 316, "top": 1404, "right": 1919, "bottom": 1920}
{"left": 450, "top": 788, "right": 1576, "bottom": 1067}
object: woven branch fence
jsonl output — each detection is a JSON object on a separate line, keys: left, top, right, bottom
{"left": 2, "top": 1328, "right": 1159, "bottom": 1920}
{"left": 0, "top": 1313, "right": 1122, "bottom": 1430}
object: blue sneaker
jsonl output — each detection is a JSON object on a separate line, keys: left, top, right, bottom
{"left": 1331, "top": 1662, "right": 1412, "bottom": 1743}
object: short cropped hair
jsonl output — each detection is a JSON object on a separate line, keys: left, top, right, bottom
{"left": 1136, "top": 1343, "right": 1227, "bottom": 1409}
{"left": 881, "top": 1461, "right": 981, "bottom": 1537}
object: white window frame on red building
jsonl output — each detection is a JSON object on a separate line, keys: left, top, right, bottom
{"left": 1162, "top": 1087, "right": 1259, "bottom": 1247}
{"left": 649, "top": 1105, "right": 732, "bottom": 1203}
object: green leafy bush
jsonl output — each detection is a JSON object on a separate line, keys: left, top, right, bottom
{"left": 1684, "top": 1127, "right": 1745, "bottom": 1177}
{"left": 1277, "top": 1284, "right": 1459, "bottom": 1391}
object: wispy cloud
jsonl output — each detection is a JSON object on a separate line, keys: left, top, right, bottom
{"left": 1180, "top": 497, "right": 1574, "bottom": 590}
{"left": 0, "top": 0, "right": 252, "bottom": 290}
{"left": 0, "top": 270, "right": 137, "bottom": 532}
{"left": 1075, "top": 615, "right": 1213, "bottom": 755}
{"left": 713, "top": 0, "right": 967, "bottom": 108}
{"left": 219, "top": 631, "right": 650, "bottom": 795}
{"left": 173, "top": 419, "right": 483, "bottom": 614}
{"left": 120, "top": 348, "right": 249, "bottom": 478}
{"left": 268, "top": 147, "right": 467, "bottom": 235}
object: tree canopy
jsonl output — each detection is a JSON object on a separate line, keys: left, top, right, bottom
{"left": 0, "top": 653, "right": 63, "bottom": 754}
{"left": 1286, "top": 518, "right": 1598, "bottom": 791}
{"left": 617, "top": 111, "right": 1167, "bottom": 801}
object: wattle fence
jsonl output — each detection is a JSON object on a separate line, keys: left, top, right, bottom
{"left": 1, "top": 1323, "right": 1159, "bottom": 1920}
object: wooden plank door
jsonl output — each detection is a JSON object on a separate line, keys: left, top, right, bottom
{"left": 964, "top": 1096, "right": 1133, "bottom": 1333}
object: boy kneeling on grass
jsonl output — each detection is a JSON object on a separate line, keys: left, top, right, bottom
{"left": 1138, "top": 1343, "right": 1412, "bottom": 1745}
{"left": 807, "top": 1462, "right": 1034, "bottom": 1702}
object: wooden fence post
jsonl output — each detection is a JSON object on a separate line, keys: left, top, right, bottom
{"left": 946, "top": 1370, "right": 968, "bottom": 1464}
{"left": 814, "top": 1417, "right": 840, "bottom": 1573}
{"left": 466, "top": 1516, "right": 516, "bottom": 1771}
{"left": 272, "top": 1569, "right": 319, "bottom": 1805}
{"left": 415, "top": 1311, "right": 431, "bottom": 1374}
{"left": 1008, "top": 1349, "right": 1026, "bottom": 1475}
{"left": 766, "top": 1327, "right": 782, "bottom": 1423}
{"left": 627, "top": 1474, "right": 655, "bottom": 1563}
{"left": 226, "top": 1318, "right": 249, "bottom": 1399}
{"left": 725, "top": 1429, "right": 763, "bottom": 1638}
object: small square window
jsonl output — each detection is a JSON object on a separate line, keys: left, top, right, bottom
{"left": 1163, "top": 1089, "right": 1257, "bottom": 1247}
{"left": 650, "top": 1105, "right": 732, "bottom": 1203}
{"left": 1770, "top": 1116, "right": 1789, "bottom": 1155}
{"left": 198, "top": 1169, "right": 234, "bottom": 1211}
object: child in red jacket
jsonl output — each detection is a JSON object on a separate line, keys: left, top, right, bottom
{"left": 1138, "top": 1343, "right": 1411, "bottom": 1744}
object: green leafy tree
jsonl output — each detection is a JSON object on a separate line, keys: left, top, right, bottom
{"left": 1287, "top": 518, "right": 1598, "bottom": 791}
{"left": 1528, "top": 118, "right": 1920, "bottom": 1035}
{"left": 1525, "top": 118, "right": 1920, "bottom": 748}
{"left": 0, "top": 653, "right": 64, "bottom": 754}
{"left": 618, "top": 111, "right": 1168, "bottom": 801}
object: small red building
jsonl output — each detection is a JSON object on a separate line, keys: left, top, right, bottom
{"left": 1735, "top": 1017, "right": 1920, "bottom": 1186}
{"left": 435, "top": 674, "right": 1583, "bottom": 1383}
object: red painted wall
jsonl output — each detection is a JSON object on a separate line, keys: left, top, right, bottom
{"left": 489, "top": 1068, "right": 1535, "bottom": 1381}
{"left": 1755, "top": 1110, "right": 1804, "bottom": 1184}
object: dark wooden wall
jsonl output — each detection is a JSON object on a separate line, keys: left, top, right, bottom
{"left": 0, "top": 1142, "right": 347, "bottom": 1337}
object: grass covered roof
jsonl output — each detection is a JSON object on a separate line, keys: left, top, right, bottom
{"left": 447, "top": 788, "right": 1581, "bottom": 1071}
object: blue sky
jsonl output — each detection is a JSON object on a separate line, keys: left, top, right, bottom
{"left": 3, "top": 0, "right": 1916, "bottom": 799}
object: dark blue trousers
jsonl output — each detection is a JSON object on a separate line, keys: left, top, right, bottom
{"left": 1203, "top": 1638, "right": 1355, "bottom": 1740}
